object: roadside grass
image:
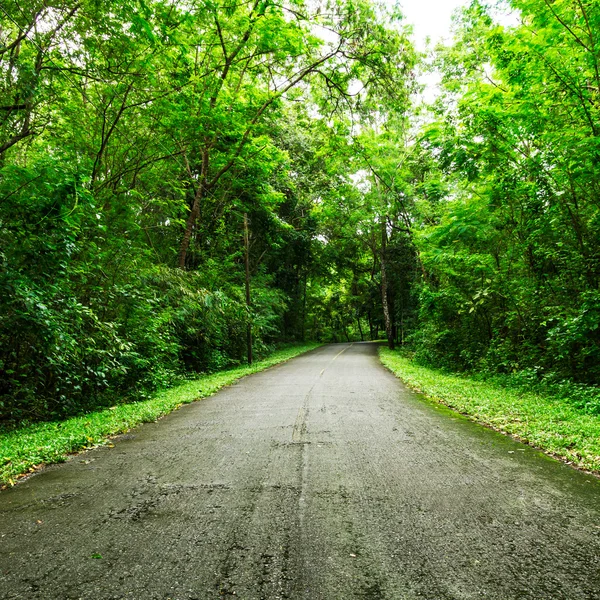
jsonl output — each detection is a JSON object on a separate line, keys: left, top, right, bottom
{"left": 379, "top": 347, "right": 600, "bottom": 474}
{"left": 0, "top": 342, "right": 320, "bottom": 486}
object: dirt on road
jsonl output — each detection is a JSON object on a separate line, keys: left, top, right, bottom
{"left": 1, "top": 343, "right": 599, "bottom": 599}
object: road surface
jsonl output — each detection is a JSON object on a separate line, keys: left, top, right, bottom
{"left": 1, "top": 343, "right": 600, "bottom": 599}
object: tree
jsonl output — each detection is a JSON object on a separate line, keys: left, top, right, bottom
{"left": 411, "top": 0, "right": 600, "bottom": 379}
{"left": 0, "top": 0, "right": 417, "bottom": 422}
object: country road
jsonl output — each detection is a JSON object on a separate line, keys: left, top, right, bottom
{"left": 1, "top": 343, "right": 600, "bottom": 600}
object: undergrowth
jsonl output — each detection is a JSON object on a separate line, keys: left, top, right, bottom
{"left": 380, "top": 347, "right": 600, "bottom": 474}
{"left": 0, "top": 342, "right": 320, "bottom": 486}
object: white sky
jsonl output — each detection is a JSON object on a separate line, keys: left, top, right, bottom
{"left": 397, "top": 0, "right": 520, "bottom": 101}
{"left": 313, "top": 0, "right": 519, "bottom": 101}
{"left": 398, "top": 0, "right": 470, "bottom": 51}
{"left": 399, "top": 0, "right": 520, "bottom": 50}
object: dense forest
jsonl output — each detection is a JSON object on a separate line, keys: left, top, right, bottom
{"left": 1, "top": 0, "right": 598, "bottom": 424}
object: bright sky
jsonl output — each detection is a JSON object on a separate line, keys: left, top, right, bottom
{"left": 397, "top": 0, "right": 520, "bottom": 101}
{"left": 398, "top": 0, "right": 520, "bottom": 50}
{"left": 398, "top": 0, "right": 470, "bottom": 51}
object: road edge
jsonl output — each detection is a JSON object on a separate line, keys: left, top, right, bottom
{"left": 0, "top": 342, "right": 323, "bottom": 488}
{"left": 379, "top": 347, "right": 600, "bottom": 477}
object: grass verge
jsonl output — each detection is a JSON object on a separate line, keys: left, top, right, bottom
{"left": 1, "top": 342, "right": 320, "bottom": 486}
{"left": 379, "top": 347, "right": 600, "bottom": 474}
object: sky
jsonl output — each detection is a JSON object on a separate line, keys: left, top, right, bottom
{"left": 397, "top": 0, "right": 520, "bottom": 101}
{"left": 313, "top": 0, "right": 519, "bottom": 100}
{"left": 398, "top": 0, "right": 520, "bottom": 50}
{"left": 398, "top": 0, "right": 472, "bottom": 102}
{"left": 398, "top": 0, "right": 470, "bottom": 51}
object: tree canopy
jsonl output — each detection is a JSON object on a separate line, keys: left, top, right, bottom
{"left": 1, "top": 0, "right": 598, "bottom": 424}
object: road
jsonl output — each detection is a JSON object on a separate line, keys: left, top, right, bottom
{"left": 1, "top": 343, "right": 600, "bottom": 599}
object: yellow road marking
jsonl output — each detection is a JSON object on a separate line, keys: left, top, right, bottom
{"left": 332, "top": 343, "right": 354, "bottom": 362}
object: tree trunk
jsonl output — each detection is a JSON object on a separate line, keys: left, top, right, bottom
{"left": 178, "top": 149, "right": 209, "bottom": 269}
{"left": 342, "top": 318, "right": 350, "bottom": 342}
{"left": 178, "top": 193, "right": 201, "bottom": 268}
{"left": 244, "top": 212, "right": 253, "bottom": 365}
{"left": 301, "top": 273, "right": 307, "bottom": 341}
{"left": 400, "top": 310, "right": 405, "bottom": 346}
{"left": 380, "top": 219, "right": 395, "bottom": 350}
{"left": 357, "top": 316, "right": 364, "bottom": 341}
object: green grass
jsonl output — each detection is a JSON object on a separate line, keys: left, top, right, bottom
{"left": 379, "top": 347, "right": 600, "bottom": 474}
{"left": 0, "top": 343, "right": 321, "bottom": 486}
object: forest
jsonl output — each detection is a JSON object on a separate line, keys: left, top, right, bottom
{"left": 1, "top": 0, "right": 599, "bottom": 425}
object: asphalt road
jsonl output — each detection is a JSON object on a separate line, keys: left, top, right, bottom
{"left": 1, "top": 342, "right": 600, "bottom": 600}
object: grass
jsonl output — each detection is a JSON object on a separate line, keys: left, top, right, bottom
{"left": 0, "top": 342, "right": 320, "bottom": 486}
{"left": 379, "top": 347, "right": 600, "bottom": 474}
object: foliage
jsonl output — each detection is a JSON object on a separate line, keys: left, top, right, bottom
{"left": 0, "top": 0, "right": 414, "bottom": 424}
{"left": 410, "top": 0, "right": 600, "bottom": 385}
{"left": 2, "top": 0, "right": 599, "bottom": 431}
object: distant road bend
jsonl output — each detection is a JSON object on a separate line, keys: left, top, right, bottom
{"left": 1, "top": 343, "right": 600, "bottom": 599}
